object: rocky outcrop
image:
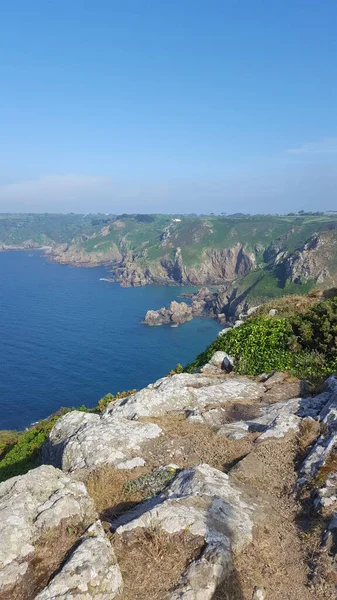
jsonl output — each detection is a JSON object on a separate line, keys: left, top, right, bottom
{"left": 108, "top": 245, "right": 256, "bottom": 288}
{"left": 0, "top": 465, "right": 122, "bottom": 599}
{"left": 284, "top": 229, "right": 337, "bottom": 285}
{"left": 46, "top": 242, "right": 122, "bottom": 269}
{"left": 4, "top": 350, "right": 337, "bottom": 598}
{"left": 144, "top": 301, "right": 193, "bottom": 326}
{"left": 103, "top": 372, "right": 265, "bottom": 421}
{"left": 35, "top": 520, "right": 122, "bottom": 600}
{"left": 42, "top": 410, "right": 162, "bottom": 474}
{"left": 143, "top": 287, "right": 218, "bottom": 326}
{"left": 114, "top": 463, "right": 256, "bottom": 600}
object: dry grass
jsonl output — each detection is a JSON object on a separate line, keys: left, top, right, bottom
{"left": 311, "top": 452, "right": 337, "bottom": 489}
{"left": 253, "top": 294, "right": 319, "bottom": 318}
{"left": 113, "top": 526, "right": 204, "bottom": 600}
{"left": 139, "top": 414, "right": 255, "bottom": 472}
{"left": 85, "top": 465, "right": 153, "bottom": 522}
{"left": 296, "top": 417, "right": 321, "bottom": 456}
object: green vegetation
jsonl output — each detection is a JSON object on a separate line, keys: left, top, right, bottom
{"left": 97, "top": 389, "right": 137, "bottom": 412}
{"left": 0, "top": 390, "right": 136, "bottom": 482}
{"left": 1, "top": 212, "right": 337, "bottom": 306}
{"left": 185, "top": 317, "right": 294, "bottom": 375}
{"left": 0, "top": 411, "right": 70, "bottom": 482}
{"left": 185, "top": 295, "right": 337, "bottom": 382}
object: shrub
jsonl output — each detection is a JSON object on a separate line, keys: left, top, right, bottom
{"left": 185, "top": 317, "right": 293, "bottom": 375}
{"left": 168, "top": 363, "right": 184, "bottom": 376}
{"left": 185, "top": 295, "right": 337, "bottom": 382}
{"left": 97, "top": 389, "right": 137, "bottom": 413}
{"left": 0, "top": 411, "right": 70, "bottom": 483}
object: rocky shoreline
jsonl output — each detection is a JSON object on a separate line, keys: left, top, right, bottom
{"left": 143, "top": 285, "right": 261, "bottom": 327}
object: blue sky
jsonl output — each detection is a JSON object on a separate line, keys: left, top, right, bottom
{"left": 0, "top": 0, "right": 336, "bottom": 213}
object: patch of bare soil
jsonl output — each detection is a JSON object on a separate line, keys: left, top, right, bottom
{"left": 214, "top": 433, "right": 336, "bottom": 600}
{"left": 113, "top": 527, "right": 204, "bottom": 600}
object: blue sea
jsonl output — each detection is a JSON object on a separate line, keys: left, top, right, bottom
{"left": 0, "top": 251, "right": 221, "bottom": 430}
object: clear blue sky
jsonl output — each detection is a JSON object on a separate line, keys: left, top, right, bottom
{"left": 1, "top": 0, "right": 336, "bottom": 213}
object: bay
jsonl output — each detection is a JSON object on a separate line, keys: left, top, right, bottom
{"left": 0, "top": 251, "right": 221, "bottom": 430}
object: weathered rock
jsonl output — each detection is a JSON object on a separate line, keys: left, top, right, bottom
{"left": 200, "top": 351, "right": 234, "bottom": 374}
{"left": 252, "top": 587, "right": 266, "bottom": 600}
{"left": 114, "top": 464, "right": 256, "bottom": 600}
{"left": 35, "top": 521, "right": 123, "bottom": 600}
{"left": 213, "top": 388, "right": 331, "bottom": 441}
{"left": 234, "top": 319, "right": 244, "bottom": 327}
{"left": 299, "top": 377, "right": 337, "bottom": 483}
{"left": 0, "top": 465, "right": 97, "bottom": 597}
{"left": 217, "top": 326, "right": 232, "bottom": 338}
{"left": 103, "top": 373, "right": 265, "bottom": 420}
{"left": 262, "top": 381, "right": 303, "bottom": 404}
{"left": 43, "top": 410, "right": 162, "bottom": 473}
{"left": 144, "top": 301, "right": 193, "bottom": 326}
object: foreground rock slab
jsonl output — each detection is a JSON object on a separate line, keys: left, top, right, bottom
{"left": 35, "top": 521, "right": 122, "bottom": 600}
{"left": 104, "top": 372, "right": 265, "bottom": 420}
{"left": 0, "top": 465, "right": 123, "bottom": 599}
{"left": 43, "top": 410, "right": 162, "bottom": 473}
{"left": 113, "top": 463, "right": 256, "bottom": 600}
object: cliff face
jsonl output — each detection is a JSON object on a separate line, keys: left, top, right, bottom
{"left": 284, "top": 229, "right": 337, "bottom": 286}
{"left": 112, "top": 245, "right": 256, "bottom": 287}
{"left": 1, "top": 213, "right": 337, "bottom": 296}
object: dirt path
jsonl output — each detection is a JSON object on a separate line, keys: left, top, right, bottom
{"left": 214, "top": 435, "right": 336, "bottom": 600}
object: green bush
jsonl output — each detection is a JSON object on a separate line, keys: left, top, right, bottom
{"left": 185, "top": 317, "right": 293, "bottom": 375}
{"left": 97, "top": 389, "right": 137, "bottom": 413}
{"left": 185, "top": 296, "right": 337, "bottom": 381}
{"left": 0, "top": 412, "right": 70, "bottom": 483}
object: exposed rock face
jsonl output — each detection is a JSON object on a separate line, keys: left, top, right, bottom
{"left": 159, "top": 246, "right": 256, "bottom": 286}
{"left": 144, "top": 301, "right": 193, "bottom": 326}
{"left": 114, "top": 463, "right": 256, "bottom": 600}
{"left": 43, "top": 410, "right": 162, "bottom": 474}
{"left": 144, "top": 287, "right": 219, "bottom": 326}
{"left": 298, "top": 376, "right": 337, "bottom": 484}
{"left": 111, "top": 245, "right": 256, "bottom": 288}
{"left": 35, "top": 521, "right": 123, "bottom": 600}
{"left": 47, "top": 242, "right": 122, "bottom": 268}
{"left": 0, "top": 465, "right": 122, "bottom": 599}
{"left": 103, "top": 372, "right": 265, "bottom": 421}
{"left": 284, "top": 230, "right": 337, "bottom": 285}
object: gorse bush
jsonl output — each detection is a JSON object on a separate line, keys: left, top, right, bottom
{"left": 185, "top": 296, "right": 337, "bottom": 381}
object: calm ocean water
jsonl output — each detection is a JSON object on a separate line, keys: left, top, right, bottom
{"left": 0, "top": 251, "right": 221, "bottom": 430}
